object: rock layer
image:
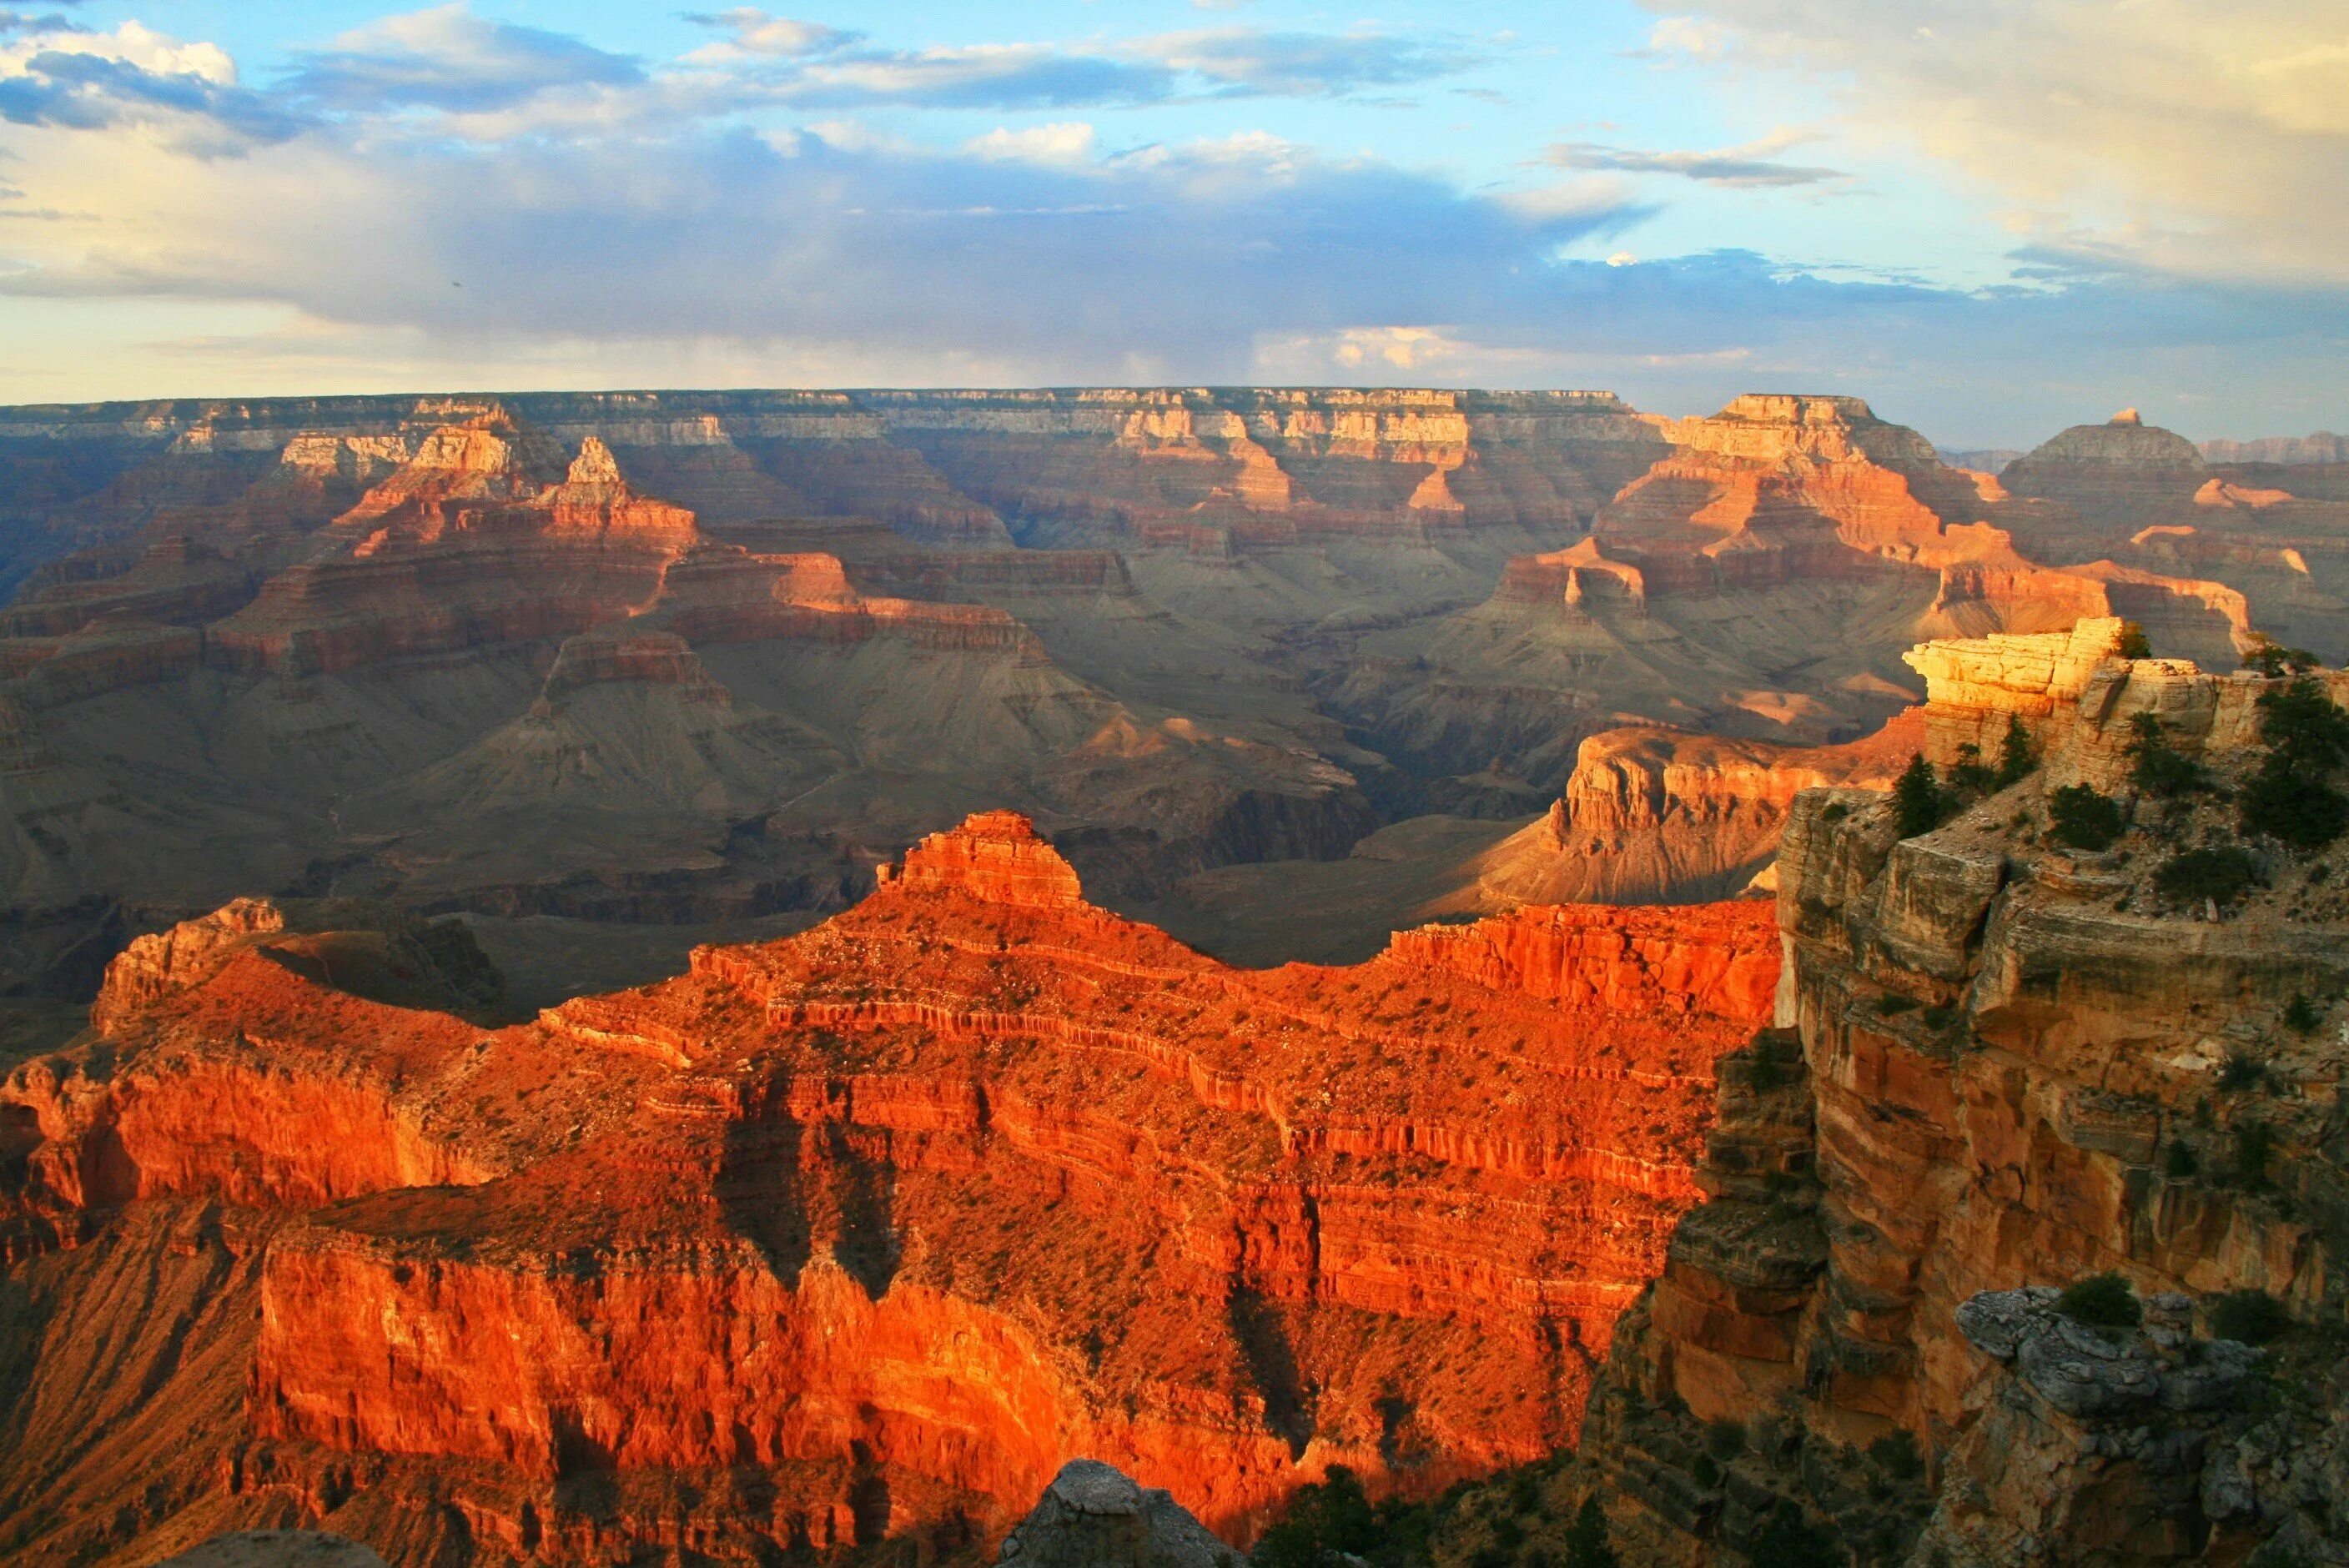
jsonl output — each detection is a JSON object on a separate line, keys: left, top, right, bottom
{"left": 1575, "top": 627, "right": 2349, "bottom": 1565}
{"left": 0, "top": 813, "right": 1778, "bottom": 1562}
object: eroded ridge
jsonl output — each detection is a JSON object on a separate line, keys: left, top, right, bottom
{"left": 0, "top": 811, "right": 1775, "bottom": 1560}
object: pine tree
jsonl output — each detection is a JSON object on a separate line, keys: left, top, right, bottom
{"left": 1892, "top": 753, "right": 1944, "bottom": 837}
{"left": 1993, "top": 715, "right": 2035, "bottom": 787}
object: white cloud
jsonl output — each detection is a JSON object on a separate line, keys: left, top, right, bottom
{"left": 1647, "top": 0, "right": 2349, "bottom": 283}
{"left": 963, "top": 122, "right": 1096, "bottom": 166}
{"left": 679, "top": 11, "right": 856, "bottom": 64}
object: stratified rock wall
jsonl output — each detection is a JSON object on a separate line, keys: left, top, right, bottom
{"left": 0, "top": 814, "right": 1779, "bottom": 1563}
{"left": 1576, "top": 627, "right": 2349, "bottom": 1565}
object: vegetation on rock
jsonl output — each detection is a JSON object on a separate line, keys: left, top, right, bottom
{"left": 2057, "top": 1272, "right": 2142, "bottom": 1329}
{"left": 2047, "top": 783, "right": 2125, "bottom": 850}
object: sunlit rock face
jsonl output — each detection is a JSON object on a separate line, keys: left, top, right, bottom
{"left": 0, "top": 812, "right": 1778, "bottom": 1562}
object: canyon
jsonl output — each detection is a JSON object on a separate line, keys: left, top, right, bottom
{"left": 8, "top": 389, "right": 2341, "bottom": 1007}
{"left": 0, "top": 811, "right": 1776, "bottom": 1563}
{"left": 7, "top": 384, "right": 2349, "bottom": 1566}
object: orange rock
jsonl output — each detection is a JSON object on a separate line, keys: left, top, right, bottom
{"left": 3, "top": 814, "right": 1781, "bottom": 1556}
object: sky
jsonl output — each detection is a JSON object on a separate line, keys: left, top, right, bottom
{"left": 0, "top": 2, "right": 2343, "bottom": 445}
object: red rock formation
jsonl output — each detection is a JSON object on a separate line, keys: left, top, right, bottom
{"left": 1467, "top": 711, "right": 1928, "bottom": 907}
{"left": 2, "top": 817, "right": 1778, "bottom": 1561}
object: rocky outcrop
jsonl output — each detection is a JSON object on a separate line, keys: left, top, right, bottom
{"left": 997, "top": 1460, "right": 1230, "bottom": 1568}
{"left": 160, "top": 1531, "right": 391, "bottom": 1567}
{"left": 876, "top": 808, "right": 1087, "bottom": 907}
{"left": 1466, "top": 711, "right": 1926, "bottom": 906}
{"left": 1574, "top": 628, "right": 2349, "bottom": 1565}
{"left": 1914, "top": 1288, "right": 2268, "bottom": 1565}
{"left": 1904, "top": 613, "right": 2349, "bottom": 790}
{"left": 0, "top": 814, "right": 1781, "bottom": 1563}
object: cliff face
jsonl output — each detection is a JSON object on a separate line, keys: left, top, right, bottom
{"left": 1466, "top": 712, "right": 1928, "bottom": 908}
{"left": 1572, "top": 628, "right": 2349, "bottom": 1565}
{"left": 0, "top": 812, "right": 1778, "bottom": 1563}
{"left": 1329, "top": 393, "right": 2267, "bottom": 812}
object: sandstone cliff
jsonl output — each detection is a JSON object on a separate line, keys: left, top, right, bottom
{"left": 0, "top": 813, "right": 1778, "bottom": 1563}
{"left": 1561, "top": 627, "right": 2349, "bottom": 1565}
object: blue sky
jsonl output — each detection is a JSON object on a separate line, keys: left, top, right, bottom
{"left": 0, "top": 1, "right": 2343, "bottom": 445}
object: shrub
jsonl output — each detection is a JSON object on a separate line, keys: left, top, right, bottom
{"left": 2211, "top": 1289, "right": 2291, "bottom": 1345}
{"left": 1876, "top": 994, "right": 1919, "bottom": 1015}
{"left": 2240, "top": 756, "right": 2349, "bottom": 850}
{"left": 1946, "top": 743, "right": 1997, "bottom": 798}
{"left": 2163, "top": 1141, "right": 2199, "bottom": 1179}
{"left": 2219, "top": 1052, "right": 2267, "bottom": 1092}
{"left": 1562, "top": 1496, "right": 1618, "bottom": 1568}
{"left": 2258, "top": 677, "right": 2349, "bottom": 766}
{"left": 1866, "top": 1430, "right": 1924, "bottom": 1482}
{"left": 1704, "top": 1419, "right": 1748, "bottom": 1461}
{"left": 2116, "top": 621, "right": 2152, "bottom": 660}
{"left": 2047, "top": 784, "right": 2125, "bottom": 850}
{"left": 1690, "top": 1454, "right": 1721, "bottom": 1488}
{"left": 1491, "top": 1516, "right": 1525, "bottom": 1550}
{"left": 2125, "top": 714, "right": 2209, "bottom": 798}
{"left": 1750, "top": 1503, "right": 1843, "bottom": 1568}
{"left": 2282, "top": 993, "right": 2321, "bottom": 1034}
{"left": 1251, "top": 1464, "right": 1379, "bottom": 1568}
{"left": 2155, "top": 846, "right": 2262, "bottom": 907}
{"left": 2057, "top": 1272, "right": 2141, "bottom": 1329}
{"left": 2242, "top": 676, "right": 2349, "bottom": 849}
{"left": 1994, "top": 716, "right": 2036, "bottom": 787}
{"left": 2242, "top": 635, "right": 2321, "bottom": 679}
{"left": 2236, "top": 1122, "right": 2276, "bottom": 1188}
{"left": 1893, "top": 754, "right": 1949, "bottom": 837}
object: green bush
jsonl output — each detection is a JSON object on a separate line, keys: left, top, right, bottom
{"left": 2219, "top": 1052, "right": 2267, "bottom": 1092}
{"left": 2155, "top": 846, "right": 2262, "bottom": 907}
{"left": 2163, "top": 1141, "right": 2199, "bottom": 1179}
{"left": 1946, "top": 743, "right": 1996, "bottom": 798}
{"left": 2266, "top": 679, "right": 2348, "bottom": 760}
{"left": 2057, "top": 1272, "right": 2142, "bottom": 1329}
{"left": 2047, "top": 784, "right": 2125, "bottom": 850}
{"left": 1562, "top": 1496, "right": 1618, "bottom": 1568}
{"left": 2282, "top": 993, "right": 2321, "bottom": 1033}
{"left": 2210, "top": 1289, "right": 2291, "bottom": 1345}
{"left": 2117, "top": 621, "right": 2152, "bottom": 660}
{"left": 1893, "top": 754, "right": 1949, "bottom": 837}
{"left": 1251, "top": 1465, "right": 1379, "bottom": 1568}
{"left": 2125, "top": 713, "right": 2209, "bottom": 798}
{"left": 2236, "top": 1122, "right": 2276, "bottom": 1188}
{"left": 1866, "top": 1430, "right": 1924, "bottom": 1482}
{"left": 1704, "top": 1419, "right": 1748, "bottom": 1461}
{"left": 2242, "top": 636, "right": 2321, "bottom": 679}
{"left": 1994, "top": 716, "right": 2036, "bottom": 787}
{"left": 2241, "top": 676, "right": 2349, "bottom": 848}
{"left": 1750, "top": 1502, "right": 1843, "bottom": 1568}
{"left": 2240, "top": 756, "right": 2349, "bottom": 849}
